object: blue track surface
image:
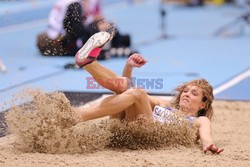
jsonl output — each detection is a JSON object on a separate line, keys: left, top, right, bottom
{"left": 216, "top": 76, "right": 250, "bottom": 101}
{"left": 0, "top": 0, "right": 249, "bottom": 111}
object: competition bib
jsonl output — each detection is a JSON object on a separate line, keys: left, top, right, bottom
{"left": 153, "top": 105, "right": 175, "bottom": 123}
{"left": 153, "top": 105, "right": 197, "bottom": 124}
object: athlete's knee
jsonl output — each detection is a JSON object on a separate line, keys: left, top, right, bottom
{"left": 124, "top": 88, "right": 147, "bottom": 101}
{"left": 135, "top": 88, "right": 147, "bottom": 98}
{"left": 114, "top": 77, "right": 129, "bottom": 94}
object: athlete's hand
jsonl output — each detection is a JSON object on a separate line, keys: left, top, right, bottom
{"left": 203, "top": 144, "right": 224, "bottom": 154}
{"left": 127, "top": 53, "right": 147, "bottom": 68}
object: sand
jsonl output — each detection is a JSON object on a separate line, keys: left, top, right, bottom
{"left": 0, "top": 91, "right": 250, "bottom": 167}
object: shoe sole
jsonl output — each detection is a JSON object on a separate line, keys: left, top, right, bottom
{"left": 75, "top": 32, "right": 111, "bottom": 66}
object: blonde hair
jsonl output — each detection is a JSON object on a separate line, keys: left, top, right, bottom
{"left": 171, "top": 79, "right": 214, "bottom": 120}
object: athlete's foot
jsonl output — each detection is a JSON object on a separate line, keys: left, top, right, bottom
{"left": 75, "top": 31, "right": 111, "bottom": 67}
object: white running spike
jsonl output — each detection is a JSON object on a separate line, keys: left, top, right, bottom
{"left": 77, "top": 31, "right": 111, "bottom": 60}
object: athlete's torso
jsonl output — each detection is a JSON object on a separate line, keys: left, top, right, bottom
{"left": 153, "top": 105, "right": 197, "bottom": 124}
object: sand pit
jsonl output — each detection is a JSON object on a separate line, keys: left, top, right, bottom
{"left": 0, "top": 91, "right": 250, "bottom": 167}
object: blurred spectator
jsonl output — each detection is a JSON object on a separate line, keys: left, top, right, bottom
{"left": 82, "top": 0, "right": 133, "bottom": 57}
{"left": 86, "top": 0, "right": 135, "bottom": 57}
{"left": 37, "top": 0, "right": 88, "bottom": 56}
{"left": 37, "top": 0, "right": 133, "bottom": 59}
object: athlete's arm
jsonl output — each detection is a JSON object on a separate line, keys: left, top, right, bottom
{"left": 122, "top": 53, "right": 147, "bottom": 87}
{"left": 195, "top": 116, "right": 224, "bottom": 154}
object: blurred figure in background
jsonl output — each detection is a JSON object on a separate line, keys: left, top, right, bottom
{"left": 83, "top": 0, "right": 132, "bottom": 58}
{"left": 162, "top": 0, "right": 204, "bottom": 6}
{"left": 37, "top": 0, "right": 134, "bottom": 59}
{"left": 37, "top": 0, "right": 88, "bottom": 56}
{"left": 0, "top": 58, "right": 7, "bottom": 73}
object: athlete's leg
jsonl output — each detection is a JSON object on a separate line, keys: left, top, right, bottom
{"left": 84, "top": 61, "right": 128, "bottom": 94}
{"left": 123, "top": 89, "right": 152, "bottom": 121}
{"left": 76, "top": 89, "right": 152, "bottom": 122}
{"left": 75, "top": 32, "right": 129, "bottom": 94}
{"left": 109, "top": 111, "right": 126, "bottom": 120}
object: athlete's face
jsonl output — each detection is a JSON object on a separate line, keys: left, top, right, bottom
{"left": 179, "top": 84, "right": 205, "bottom": 116}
